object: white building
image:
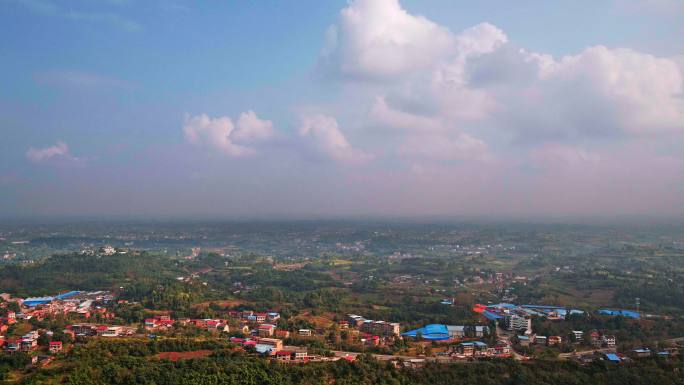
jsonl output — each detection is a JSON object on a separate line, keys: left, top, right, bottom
{"left": 507, "top": 314, "right": 532, "bottom": 334}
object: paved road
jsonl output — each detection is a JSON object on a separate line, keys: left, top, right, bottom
{"left": 558, "top": 347, "right": 616, "bottom": 359}
{"left": 332, "top": 350, "right": 463, "bottom": 363}
{"left": 495, "top": 324, "right": 529, "bottom": 361}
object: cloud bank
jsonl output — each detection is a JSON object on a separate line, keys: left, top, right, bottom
{"left": 16, "top": 0, "right": 684, "bottom": 218}
{"left": 317, "top": 0, "right": 684, "bottom": 164}
{"left": 167, "top": 0, "right": 684, "bottom": 216}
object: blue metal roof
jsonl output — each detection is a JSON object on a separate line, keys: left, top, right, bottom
{"left": 482, "top": 310, "right": 504, "bottom": 320}
{"left": 23, "top": 297, "right": 54, "bottom": 307}
{"left": 460, "top": 341, "right": 487, "bottom": 347}
{"left": 521, "top": 304, "right": 564, "bottom": 309}
{"left": 56, "top": 291, "right": 81, "bottom": 300}
{"left": 605, "top": 353, "right": 621, "bottom": 362}
{"left": 598, "top": 309, "right": 640, "bottom": 319}
{"left": 401, "top": 324, "right": 450, "bottom": 340}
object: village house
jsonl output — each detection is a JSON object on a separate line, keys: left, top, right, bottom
{"left": 1, "top": 312, "right": 17, "bottom": 325}
{"left": 144, "top": 315, "right": 174, "bottom": 330}
{"left": 21, "top": 337, "right": 37, "bottom": 351}
{"left": 455, "top": 341, "right": 488, "bottom": 357}
{"left": 298, "top": 329, "right": 312, "bottom": 337}
{"left": 257, "top": 324, "right": 276, "bottom": 337}
{"left": 99, "top": 326, "right": 125, "bottom": 337}
{"left": 494, "top": 343, "right": 512, "bottom": 357}
{"left": 572, "top": 330, "right": 584, "bottom": 341}
{"left": 202, "top": 319, "right": 230, "bottom": 333}
{"left": 275, "top": 350, "right": 294, "bottom": 361}
{"left": 230, "top": 310, "right": 281, "bottom": 324}
{"left": 275, "top": 348, "right": 308, "bottom": 362}
{"left": 347, "top": 314, "right": 366, "bottom": 327}
{"left": 267, "top": 312, "right": 280, "bottom": 322}
{"left": 548, "top": 336, "right": 563, "bottom": 346}
{"left": 517, "top": 335, "right": 531, "bottom": 346}
{"left": 632, "top": 348, "right": 651, "bottom": 358}
{"left": 5, "top": 338, "right": 21, "bottom": 352}
{"left": 255, "top": 313, "right": 268, "bottom": 323}
{"left": 254, "top": 337, "right": 283, "bottom": 353}
{"left": 49, "top": 341, "right": 62, "bottom": 353}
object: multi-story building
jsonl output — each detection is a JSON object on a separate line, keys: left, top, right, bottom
{"left": 475, "top": 325, "right": 489, "bottom": 337}
{"left": 446, "top": 325, "right": 465, "bottom": 338}
{"left": 255, "top": 337, "right": 283, "bottom": 352}
{"left": 603, "top": 335, "right": 616, "bottom": 347}
{"left": 359, "top": 320, "right": 401, "bottom": 337}
{"left": 347, "top": 314, "right": 365, "bottom": 327}
{"left": 506, "top": 314, "right": 531, "bottom": 333}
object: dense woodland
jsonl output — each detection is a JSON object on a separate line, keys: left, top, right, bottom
{"left": 16, "top": 341, "right": 684, "bottom": 385}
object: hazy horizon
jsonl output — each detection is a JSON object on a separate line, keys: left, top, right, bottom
{"left": 2, "top": 0, "right": 684, "bottom": 219}
{"left": 3, "top": 213, "right": 684, "bottom": 228}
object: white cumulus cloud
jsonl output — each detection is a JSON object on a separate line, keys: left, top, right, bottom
{"left": 299, "top": 114, "right": 372, "bottom": 165}
{"left": 183, "top": 111, "right": 275, "bottom": 157}
{"left": 233, "top": 110, "right": 275, "bottom": 142}
{"left": 320, "top": 0, "right": 454, "bottom": 80}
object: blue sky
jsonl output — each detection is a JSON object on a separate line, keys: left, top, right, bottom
{"left": 1, "top": 0, "right": 683, "bottom": 219}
